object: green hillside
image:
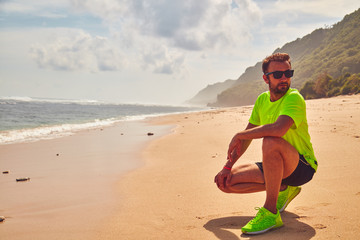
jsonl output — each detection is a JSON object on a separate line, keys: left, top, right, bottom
{"left": 211, "top": 8, "right": 360, "bottom": 107}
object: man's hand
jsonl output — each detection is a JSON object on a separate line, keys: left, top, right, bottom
{"left": 214, "top": 168, "right": 232, "bottom": 191}
{"left": 227, "top": 134, "right": 242, "bottom": 162}
{"left": 226, "top": 123, "right": 259, "bottom": 162}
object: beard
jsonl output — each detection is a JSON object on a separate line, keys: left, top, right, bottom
{"left": 269, "top": 80, "right": 290, "bottom": 94}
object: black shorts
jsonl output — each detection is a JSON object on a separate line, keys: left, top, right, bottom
{"left": 255, "top": 154, "right": 315, "bottom": 186}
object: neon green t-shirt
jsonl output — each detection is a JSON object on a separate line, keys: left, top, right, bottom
{"left": 249, "top": 88, "right": 318, "bottom": 171}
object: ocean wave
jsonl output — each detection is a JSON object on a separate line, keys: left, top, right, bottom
{"left": 0, "top": 118, "right": 122, "bottom": 145}
{"left": 0, "top": 96, "right": 34, "bottom": 102}
{"left": 0, "top": 108, "right": 205, "bottom": 145}
{"left": 0, "top": 96, "right": 196, "bottom": 108}
{"left": 0, "top": 97, "right": 205, "bottom": 144}
{"left": 0, "top": 112, "right": 184, "bottom": 145}
{"left": 0, "top": 96, "right": 101, "bottom": 105}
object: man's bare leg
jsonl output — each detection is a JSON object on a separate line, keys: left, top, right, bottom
{"left": 219, "top": 163, "right": 265, "bottom": 193}
{"left": 217, "top": 137, "right": 299, "bottom": 213}
{"left": 262, "top": 137, "right": 299, "bottom": 214}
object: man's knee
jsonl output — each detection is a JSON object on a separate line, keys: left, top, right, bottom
{"left": 262, "top": 136, "right": 283, "bottom": 152}
{"left": 216, "top": 183, "right": 233, "bottom": 193}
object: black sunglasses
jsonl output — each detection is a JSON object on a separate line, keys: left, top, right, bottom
{"left": 265, "top": 69, "right": 294, "bottom": 79}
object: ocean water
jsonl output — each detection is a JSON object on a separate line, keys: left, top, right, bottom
{"left": 0, "top": 97, "right": 203, "bottom": 145}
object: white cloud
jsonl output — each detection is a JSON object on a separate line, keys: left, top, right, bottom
{"left": 71, "top": 0, "right": 262, "bottom": 50}
{"left": 2, "top": 0, "right": 263, "bottom": 75}
{"left": 274, "top": 0, "right": 360, "bottom": 18}
{"left": 0, "top": 0, "right": 71, "bottom": 14}
{"left": 122, "top": 0, "right": 261, "bottom": 51}
{"left": 141, "top": 44, "right": 185, "bottom": 74}
{"left": 70, "top": 0, "right": 128, "bottom": 23}
{"left": 67, "top": 0, "right": 263, "bottom": 74}
{"left": 246, "top": 0, "right": 360, "bottom": 59}
{"left": 0, "top": 1, "right": 36, "bottom": 13}
{"left": 30, "top": 30, "right": 127, "bottom": 72}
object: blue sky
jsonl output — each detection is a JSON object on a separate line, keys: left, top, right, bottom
{"left": 0, "top": 0, "right": 359, "bottom": 104}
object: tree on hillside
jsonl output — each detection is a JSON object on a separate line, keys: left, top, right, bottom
{"left": 300, "top": 72, "right": 360, "bottom": 99}
{"left": 313, "top": 73, "right": 332, "bottom": 97}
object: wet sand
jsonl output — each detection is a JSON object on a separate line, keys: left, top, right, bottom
{"left": 0, "top": 121, "right": 172, "bottom": 240}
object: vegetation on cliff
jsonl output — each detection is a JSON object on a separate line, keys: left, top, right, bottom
{"left": 300, "top": 72, "right": 360, "bottom": 99}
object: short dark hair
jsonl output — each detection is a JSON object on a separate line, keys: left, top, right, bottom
{"left": 262, "top": 53, "right": 291, "bottom": 74}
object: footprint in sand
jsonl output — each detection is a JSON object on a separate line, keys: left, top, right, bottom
{"left": 314, "top": 223, "right": 327, "bottom": 229}
{"left": 185, "top": 225, "right": 196, "bottom": 230}
{"left": 196, "top": 212, "right": 243, "bottom": 221}
{"left": 295, "top": 206, "right": 314, "bottom": 211}
{"left": 316, "top": 202, "right": 331, "bottom": 207}
{"left": 296, "top": 202, "right": 330, "bottom": 212}
{"left": 295, "top": 215, "right": 311, "bottom": 220}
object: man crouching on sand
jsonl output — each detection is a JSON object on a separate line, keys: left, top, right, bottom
{"left": 214, "top": 52, "right": 318, "bottom": 235}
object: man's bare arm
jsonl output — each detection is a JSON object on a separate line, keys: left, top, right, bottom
{"left": 225, "top": 122, "right": 257, "bottom": 167}
{"left": 214, "top": 122, "right": 257, "bottom": 189}
{"left": 227, "top": 115, "right": 294, "bottom": 161}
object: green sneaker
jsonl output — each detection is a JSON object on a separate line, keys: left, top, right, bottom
{"left": 277, "top": 186, "right": 301, "bottom": 213}
{"left": 241, "top": 207, "right": 283, "bottom": 235}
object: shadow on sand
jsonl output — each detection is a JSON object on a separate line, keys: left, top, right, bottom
{"left": 204, "top": 211, "right": 315, "bottom": 240}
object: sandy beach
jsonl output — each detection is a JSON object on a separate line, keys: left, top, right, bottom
{"left": 98, "top": 94, "right": 360, "bottom": 240}
{"left": 1, "top": 94, "right": 360, "bottom": 239}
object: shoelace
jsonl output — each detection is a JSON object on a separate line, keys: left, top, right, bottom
{"left": 250, "top": 207, "right": 265, "bottom": 224}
